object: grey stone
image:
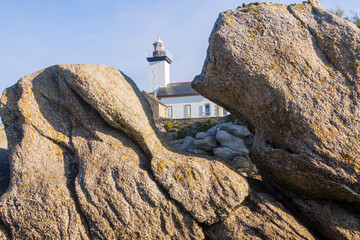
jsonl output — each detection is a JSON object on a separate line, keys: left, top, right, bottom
{"left": 196, "top": 131, "right": 209, "bottom": 139}
{"left": 213, "top": 147, "right": 237, "bottom": 161}
{"left": 219, "top": 124, "right": 250, "bottom": 138}
{"left": 192, "top": 149, "right": 208, "bottom": 155}
{"left": 170, "top": 139, "right": 184, "bottom": 146}
{"left": 179, "top": 136, "right": 196, "bottom": 150}
{"left": 216, "top": 122, "right": 233, "bottom": 127}
{"left": 206, "top": 126, "right": 218, "bottom": 136}
{"left": 173, "top": 143, "right": 182, "bottom": 149}
{"left": 216, "top": 130, "right": 247, "bottom": 153}
{"left": 194, "top": 136, "right": 218, "bottom": 151}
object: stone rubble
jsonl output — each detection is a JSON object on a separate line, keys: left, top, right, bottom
{"left": 170, "top": 121, "right": 255, "bottom": 173}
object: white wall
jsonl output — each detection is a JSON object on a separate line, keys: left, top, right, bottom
{"left": 149, "top": 60, "right": 170, "bottom": 92}
{"left": 160, "top": 95, "right": 228, "bottom": 119}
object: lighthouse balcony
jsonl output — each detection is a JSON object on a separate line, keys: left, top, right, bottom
{"left": 146, "top": 50, "right": 173, "bottom": 64}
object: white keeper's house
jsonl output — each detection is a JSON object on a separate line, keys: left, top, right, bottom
{"left": 145, "top": 37, "right": 228, "bottom": 119}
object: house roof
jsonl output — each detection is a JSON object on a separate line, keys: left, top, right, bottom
{"left": 157, "top": 82, "right": 199, "bottom": 98}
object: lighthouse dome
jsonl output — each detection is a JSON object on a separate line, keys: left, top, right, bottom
{"left": 153, "top": 37, "right": 165, "bottom": 52}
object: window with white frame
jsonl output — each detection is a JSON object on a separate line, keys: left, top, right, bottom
{"left": 214, "top": 105, "right": 222, "bottom": 117}
{"left": 167, "top": 106, "right": 173, "bottom": 118}
{"left": 204, "top": 104, "right": 211, "bottom": 116}
{"left": 184, "top": 104, "right": 191, "bottom": 118}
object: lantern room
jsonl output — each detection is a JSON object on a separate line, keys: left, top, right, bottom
{"left": 153, "top": 37, "right": 166, "bottom": 55}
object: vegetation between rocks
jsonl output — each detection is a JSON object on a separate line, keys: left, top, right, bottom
{"left": 164, "top": 115, "right": 236, "bottom": 139}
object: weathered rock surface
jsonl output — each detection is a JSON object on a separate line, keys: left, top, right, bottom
{"left": 193, "top": 0, "right": 360, "bottom": 208}
{"left": 292, "top": 198, "right": 360, "bottom": 240}
{"left": 0, "top": 63, "right": 249, "bottom": 239}
{"left": 193, "top": 1, "right": 360, "bottom": 238}
{"left": 204, "top": 180, "right": 316, "bottom": 240}
{"left": 0, "top": 225, "right": 9, "bottom": 240}
{"left": 0, "top": 124, "right": 9, "bottom": 239}
{"left": 231, "top": 156, "right": 258, "bottom": 177}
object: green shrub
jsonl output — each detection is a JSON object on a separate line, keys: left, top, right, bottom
{"left": 165, "top": 122, "right": 181, "bottom": 132}
{"left": 207, "top": 119, "right": 214, "bottom": 125}
{"left": 176, "top": 129, "right": 188, "bottom": 139}
{"left": 196, "top": 120, "right": 216, "bottom": 132}
{"left": 165, "top": 123, "right": 175, "bottom": 132}
{"left": 165, "top": 118, "right": 219, "bottom": 139}
{"left": 225, "top": 114, "right": 237, "bottom": 123}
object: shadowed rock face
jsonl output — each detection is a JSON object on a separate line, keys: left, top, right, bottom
{"left": 193, "top": 0, "right": 360, "bottom": 238}
{"left": 292, "top": 198, "right": 360, "bottom": 240}
{"left": 0, "top": 149, "right": 9, "bottom": 196}
{"left": 0, "top": 63, "right": 250, "bottom": 239}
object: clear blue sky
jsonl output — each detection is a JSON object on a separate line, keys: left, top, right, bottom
{"left": 0, "top": 0, "right": 358, "bottom": 96}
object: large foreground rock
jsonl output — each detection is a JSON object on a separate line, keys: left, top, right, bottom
{"left": 193, "top": 0, "right": 360, "bottom": 207}
{"left": 193, "top": 1, "right": 360, "bottom": 238}
{"left": 0, "top": 63, "right": 250, "bottom": 239}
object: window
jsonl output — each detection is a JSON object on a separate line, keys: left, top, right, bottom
{"left": 184, "top": 104, "right": 191, "bottom": 118}
{"left": 214, "top": 105, "right": 221, "bottom": 117}
{"left": 204, "top": 104, "right": 211, "bottom": 116}
{"left": 167, "top": 106, "right": 173, "bottom": 118}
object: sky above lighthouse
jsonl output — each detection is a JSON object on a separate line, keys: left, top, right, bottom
{"left": 0, "top": 0, "right": 359, "bottom": 98}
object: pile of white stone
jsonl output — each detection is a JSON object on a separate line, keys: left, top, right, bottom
{"left": 170, "top": 122, "right": 251, "bottom": 161}
{"left": 170, "top": 121, "right": 258, "bottom": 176}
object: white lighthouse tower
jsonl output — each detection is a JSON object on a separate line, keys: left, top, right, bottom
{"left": 146, "top": 37, "right": 173, "bottom": 93}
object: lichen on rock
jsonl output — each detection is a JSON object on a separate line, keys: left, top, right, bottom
{"left": 0, "top": 63, "right": 248, "bottom": 239}
{"left": 193, "top": 0, "right": 360, "bottom": 208}
{"left": 193, "top": 1, "right": 360, "bottom": 238}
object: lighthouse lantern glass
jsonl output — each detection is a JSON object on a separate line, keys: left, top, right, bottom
{"left": 158, "top": 42, "right": 165, "bottom": 52}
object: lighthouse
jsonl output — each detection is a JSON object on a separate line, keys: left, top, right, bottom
{"left": 146, "top": 37, "right": 173, "bottom": 93}
{"left": 144, "top": 37, "right": 228, "bottom": 119}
